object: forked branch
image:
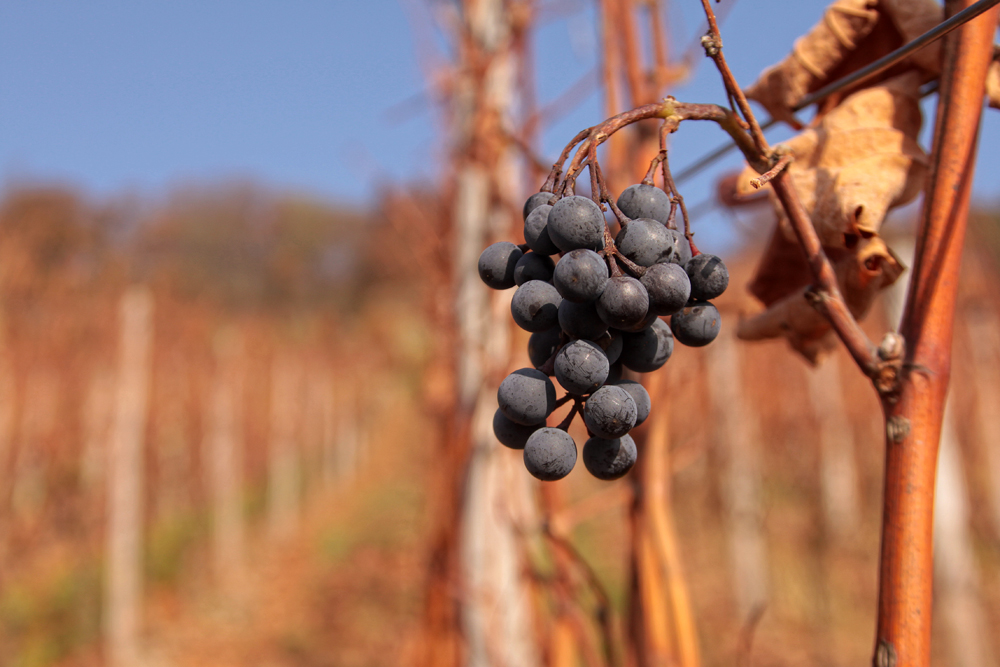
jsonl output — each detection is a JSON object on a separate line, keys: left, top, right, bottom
{"left": 697, "top": 0, "right": 887, "bottom": 386}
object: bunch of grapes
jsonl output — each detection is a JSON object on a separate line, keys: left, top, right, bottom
{"left": 479, "top": 180, "right": 729, "bottom": 482}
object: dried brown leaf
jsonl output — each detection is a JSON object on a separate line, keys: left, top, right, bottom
{"left": 738, "top": 72, "right": 927, "bottom": 249}
{"left": 744, "top": 0, "right": 944, "bottom": 125}
{"left": 744, "top": 0, "right": 880, "bottom": 126}
{"left": 736, "top": 236, "right": 903, "bottom": 363}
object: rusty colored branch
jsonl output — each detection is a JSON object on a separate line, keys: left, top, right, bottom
{"left": 544, "top": 529, "right": 622, "bottom": 667}
{"left": 642, "top": 371, "right": 701, "bottom": 667}
{"left": 698, "top": 0, "right": 769, "bottom": 155}
{"left": 874, "top": 3, "right": 999, "bottom": 666}
{"left": 616, "top": 0, "right": 651, "bottom": 105}
{"left": 749, "top": 152, "right": 793, "bottom": 189}
{"left": 543, "top": 127, "right": 593, "bottom": 193}
{"left": 648, "top": 0, "right": 672, "bottom": 90}
{"left": 769, "top": 176, "right": 882, "bottom": 377}
{"left": 557, "top": 100, "right": 763, "bottom": 196}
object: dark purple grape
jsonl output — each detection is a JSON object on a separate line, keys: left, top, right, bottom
{"left": 554, "top": 339, "right": 609, "bottom": 395}
{"left": 514, "top": 252, "right": 555, "bottom": 286}
{"left": 497, "top": 368, "right": 557, "bottom": 425}
{"left": 478, "top": 241, "right": 523, "bottom": 290}
{"left": 597, "top": 331, "right": 623, "bottom": 365}
{"left": 523, "top": 192, "right": 554, "bottom": 220}
{"left": 582, "top": 434, "right": 637, "bottom": 480}
{"left": 553, "top": 249, "right": 608, "bottom": 302}
{"left": 596, "top": 276, "right": 649, "bottom": 330}
{"left": 615, "top": 219, "right": 674, "bottom": 267}
{"left": 666, "top": 229, "right": 692, "bottom": 267}
{"left": 686, "top": 253, "right": 729, "bottom": 301}
{"left": 670, "top": 302, "right": 721, "bottom": 347}
{"left": 493, "top": 409, "right": 541, "bottom": 450}
{"left": 583, "top": 385, "right": 637, "bottom": 439}
{"left": 612, "top": 380, "right": 650, "bottom": 426}
{"left": 524, "top": 205, "right": 560, "bottom": 256}
{"left": 511, "top": 280, "right": 562, "bottom": 332}
{"left": 641, "top": 262, "right": 691, "bottom": 316}
{"left": 619, "top": 319, "right": 673, "bottom": 373}
{"left": 528, "top": 328, "right": 561, "bottom": 369}
{"left": 558, "top": 300, "right": 608, "bottom": 340}
{"left": 548, "top": 196, "right": 605, "bottom": 252}
{"left": 616, "top": 184, "right": 671, "bottom": 224}
{"left": 524, "top": 428, "right": 577, "bottom": 481}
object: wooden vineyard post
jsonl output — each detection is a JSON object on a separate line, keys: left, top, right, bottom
{"left": 268, "top": 352, "right": 301, "bottom": 541}
{"left": 440, "top": 1, "right": 539, "bottom": 666}
{"left": 871, "top": 3, "right": 998, "bottom": 663}
{"left": 704, "top": 331, "right": 769, "bottom": 621}
{"left": 965, "top": 308, "right": 1000, "bottom": 539}
{"left": 104, "top": 286, "right": 154, "bottom": 667}
{"left": 206, "top": 327, "right": 246, "bottom": 591}
{"left": 932, "top": 403, "right": 992, "bottom": 667}
{"left": 628, "top": 369, "right": 700, "bottom": 667}
{"left": 318, "top": 372, "right": 337, "bottom": 490}
{"left": 806, "top": 356, "right": 860, "bottom": 540}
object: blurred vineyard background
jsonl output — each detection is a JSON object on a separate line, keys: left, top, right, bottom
{"left": 2, "top": 182, "right": 1000, "bottom": 667}
{"left": 3, "top": 1, "right": 1000, "bottom": 667}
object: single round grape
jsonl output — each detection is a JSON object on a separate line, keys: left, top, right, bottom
{"left": 612, "top": 380, "right": 651, "bottom": 426}
{"left": 619, "top": 319, "right": 673, "bottom": 373}
{"left": 524, "top": 428, "right": 577, "bottom": 481}
{"left": 558, "top": 300, "right": 608, "bottom": 340}
{"left": 583, "top": 434, "right": 637, "bottom": 480}
{"left": 478, "top": 241, "right": 523, "bottom": 290}
{"left": 666, "top": 229, "right": 692, "bottom": 267}
{"left": 497, "top": 368, "right": 557, "bottom": 425}
{"left": 686, "top": 253, "right": 729, "bottom": 301}
{"left": 597, "top": 331, "right": 623, "bottom": 365}
{"left": 514, "top": 252, "right": 555, "bottom": 286}
{"left": 554, "top": 339, "right": 609, "bottom": 395}
{"left": 548, "top": 195, "right": 605, "bottom": 253}
{"left": 511, "top": 280, "right": 563, "bottom": 332}
{"left": 523, "top": 192, "right": 554, "bottom": 220}
{"left": 528, "top": 328, "right": 562, "bottom": 368}
{"left": 583, "top": 385, "right": 637, "bottom": 439}
{"left": 493, "top": 409, "right": 541, "bottom": 450}
{"left": 615, "top": 219, "right": 674, "bottom": 267}
{"left": 670, "top": 302, "right": 721, "bottom": 347}
{"left": 616, "top": 184, "right": 671, "bottom": 224}
{"left": 553, "top": 249, "right": 608, "bottom": 302}
{"left": 641, "top": 262, "right": 691, "bottom": 316}
{"left": 524, "top": 205, "right": 560, "bottom": 256}
{"left": 597, "top": 276, "right": 649, "bottom": 330}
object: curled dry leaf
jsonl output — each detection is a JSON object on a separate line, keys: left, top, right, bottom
{"left": 737, "top": 72, "right": 928, "bottom": 248}
{"left": 743, "top": 0, "right": 880, "bottom": 128}
{"left": 729, "top": 74, "right": 925, "bottom": 360}
{"left": 736, "top": 236, "right": 904, "bottom": 363}
{"left": 744, "top": 0, "right": 944, "bottom": 125}
{"left": 723, "top": 0, "right": 962, "bottom": 362}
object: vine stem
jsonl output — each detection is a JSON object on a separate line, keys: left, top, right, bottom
{"left": 698, "top": 0, "right": 768, "bottom": 155}
{"left": 875, "top": 3, "right": 999, "bottom": 665}
{"left": 696, "top": 0, "right": 882, "bottom": 381}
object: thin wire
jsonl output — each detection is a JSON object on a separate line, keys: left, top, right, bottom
{"left": 797, "top": 0, "right": 999, "bottom": 108}
{"left": 674, "top": 0, "right": 998, "bottom": 184}
{"left": 683, "top": 79, "right": 943, "bottom": 222}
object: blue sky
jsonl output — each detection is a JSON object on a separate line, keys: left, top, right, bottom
{"left": 1, "top": 1, "right": 997, "bottom": 249}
